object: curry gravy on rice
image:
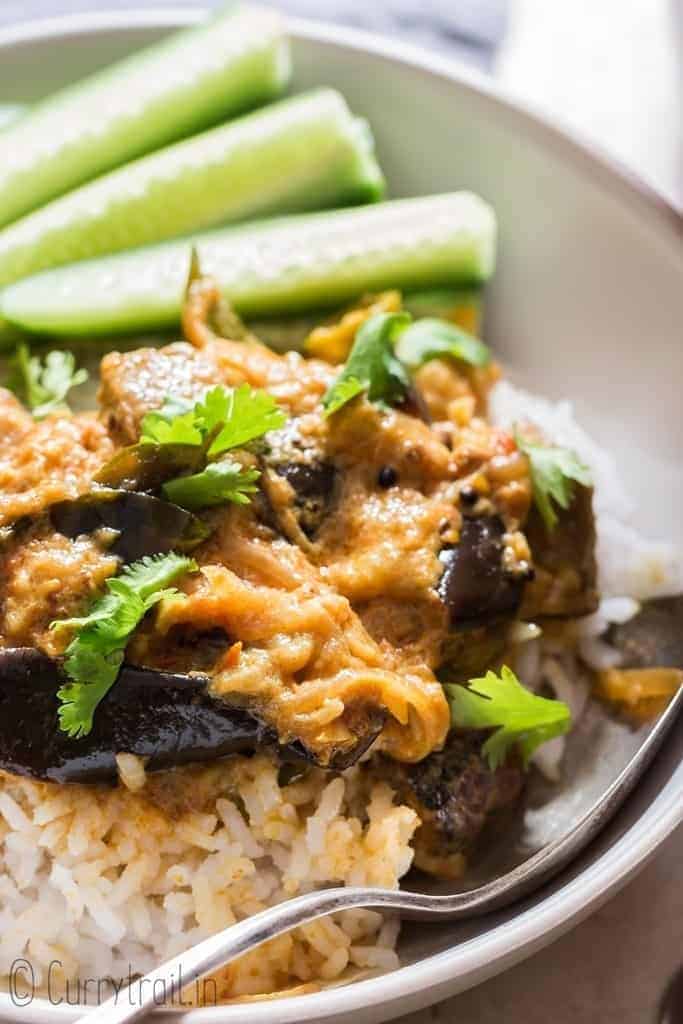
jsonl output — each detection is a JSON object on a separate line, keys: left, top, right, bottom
{"left": 0, "top": 280, "right": 599, "bottom": 883}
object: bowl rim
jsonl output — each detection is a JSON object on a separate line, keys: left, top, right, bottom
{"left": 0, "top": 9, "right": 681, "bottom": 1023}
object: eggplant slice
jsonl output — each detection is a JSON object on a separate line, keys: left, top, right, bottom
{"left": 94, "top": 443, "right": 204, "bottom": 494}
{"left": 0, "top": 649, "right": 385, "bottom": 785}
{"left": 438, "top": 515, "right": 527, "bottom": 630}
{"left": 521, "top": 485, "right": 599, "bottom": 619}
{"left": 0, "top": 649, "right": 268, "bottom": 784}
{"left": 50, "top": 490, "right": 209, "bottom": 560}
{"left": 262, "top": 420, "right": 338, "bottom": 541}
{"left": 376, "top": 731, "right": 524, "bottom": 878}
{"left": 3, "top": 490, "right": 208, "bottom": 562}
{"left": 273, "top": 459, "right": 337, "bottom": 539}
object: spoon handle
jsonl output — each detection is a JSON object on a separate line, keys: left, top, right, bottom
{"left": 73, "top": 886, "right": 424, "bottom": 1024}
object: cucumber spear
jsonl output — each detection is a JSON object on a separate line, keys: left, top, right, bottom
{"left": 0, "top": 193, "right": 496, "bottom": 339}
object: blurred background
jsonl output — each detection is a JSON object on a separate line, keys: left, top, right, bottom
{"left": 1, "top": 2, "right": 682, "bottom": 1023}
{"left": 2, "top": 0, "right": 681, "bottom": 204}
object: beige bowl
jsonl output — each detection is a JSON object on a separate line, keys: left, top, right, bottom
{"left": 0, "top": 9, "right": 681, "bottom": 1024}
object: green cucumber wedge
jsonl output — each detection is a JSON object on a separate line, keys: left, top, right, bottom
{"left": 0, "top": 4, "right": 290, "bottom": 229}
{"left": 0, "top": 193, "right": 496, "bottom": 339}
{"left": 0, "top": 89, "right": 384, "bottom": 289}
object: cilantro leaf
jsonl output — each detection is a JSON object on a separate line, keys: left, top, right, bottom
{"left": 322, "top": 375, "right": 365, "bottom": 416}
{"left": 395, "top": 318, "right": 490, "bottom": 370}
{"left": 133, "top": 384, "right": 285, "bottom": 511}
{"left": 515, "top": 429, "right": 593, "bottom": 531}
{"left": 445, "top": 666, "right": 571, "bottom": 770}
{"left": 195, "top": 385, "right": 231, "bottom": 436}
{"left": 53, "top": 552, "right": 197, "bottom": 738}
{"left": 139, "top": 385, "right": 284, "bottom": 454}
{"left": 139, "top": 408, "right": 203, "bottom": 447}
{"left": 6, "top": 343, "right": 88, "bottom": 419}
{"left": 162, "top": 460, "right": 260, "bottom": 510}
{"left": 116, "top": 553, "right": 197, "bottom": 602}
{"left": 206, "top": 384, "right": 285, "bottom": 456}
{"left": 323, "top": 312, "right": 411, "bottom": 416}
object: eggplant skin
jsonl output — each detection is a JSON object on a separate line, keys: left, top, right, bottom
{"left": 273, "top": 460, "right": 337, "bottom": 538}
{"left": 3, "top": 490, "right": 208, "bottom": 563}
{"left": 521, "top": 484, "right": 598, "bottom": 619}
{"left": 438, "top": 515, "right": 526, "bottom": 630}
{"left": 0, "top": 650, "right": 385, "bottom": 785}
{"left": 49, "top": 490, "right": 209, "bottom": 561}
{"left": 0, "top": 649, "right": 275, "bottom": 785}
{"left": 94, "top": 443, "right": 204, "bottom": 493}
{"left": 376, "top": 732, "right": 524, "bottom": 877}
{"left": 263, "top": 420, "right": 337, "bottom": 540}
{"left": 286, "top": 702, "right": 386, "bottom": 772}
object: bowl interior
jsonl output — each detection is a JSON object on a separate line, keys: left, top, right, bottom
{"left": 0, "top": 12, "right": 682, "bottom": 1024}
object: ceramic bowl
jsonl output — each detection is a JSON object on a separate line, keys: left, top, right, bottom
{"left": 0, "top": 9, "right": 681, "bottom": 1024}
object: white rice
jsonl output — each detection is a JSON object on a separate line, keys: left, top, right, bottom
{"left": 0, "top": 758, "right": 417, "bottom": 1004}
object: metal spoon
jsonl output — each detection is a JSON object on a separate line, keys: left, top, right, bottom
{"left": 76, "top": 680, "right": 683, "bottom": 1024}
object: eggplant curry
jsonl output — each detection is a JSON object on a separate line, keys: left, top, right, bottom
{"left": 2, "top": 269, "right": 661, "bottom": 881}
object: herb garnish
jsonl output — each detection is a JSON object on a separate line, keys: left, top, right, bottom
{"left": 323, "top": 312, "right": 491, "bottom": 416}
{"left": 7, "top": 343, "right": 88, "bottom": 418}
{"left": 140, "top": 384, "right": 284, "bottom": 454}
{"left": 445, "top": 666, "right": 571, "bottom": 770}
{"left": 163, "top": 461, "right": 260, "bottom": 511}
{"left": 514, "top": 429, "right": 592, "bottom": 531}
{"left": 395, "top": 318, "right": 490, "bottom": 370}
{"left": 53, "top": 552, "right": 197, "bottom": 738}
{"left": 323, "top": 312, "right": 411, "bottom": 416}
{"left": 138, "top": 383, "right": 285, "bottom": 510}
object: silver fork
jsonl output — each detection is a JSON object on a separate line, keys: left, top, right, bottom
{"left": 76, "top": 684, "right": 683, "bottom": 1024}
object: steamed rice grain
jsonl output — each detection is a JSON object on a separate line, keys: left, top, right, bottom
{"left": 0, "top": 757, "right": 417, "bottom": 1003}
